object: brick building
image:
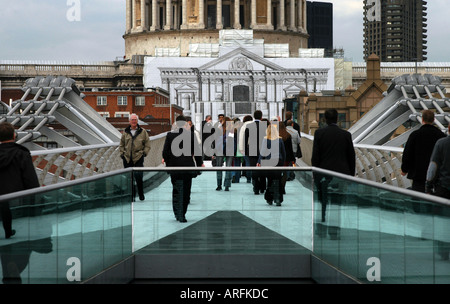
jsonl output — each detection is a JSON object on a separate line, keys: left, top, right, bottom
{"left": 81, "top": 87, "right": 182, "bottom": 122}
{"left": 296, "top": 54, "right": 388, "bottom": 134}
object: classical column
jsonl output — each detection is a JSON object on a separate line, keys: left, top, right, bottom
{"left": 216, "top": 0, "right": 223, "bottom": 29}
{"left": 181, "top": 0, "right": 187, "bottom": 29}
{"left": 289, "top": 0, "right": 296, "bottom": 31}
{"left": 234, "top": 0, "right": 241, "bottom": 29}
{"left": 173, "top": 3, "right": 178, "bottom": 29}
{"left": 279, "top": 0, "right": 286, "bottom": 30}
{"left": 126, "top": 0, "right": 132, "bottom": 33}
{"left": 164, "top": 0, "right": 172, "bottom": 29}
{"left": 132, "top": 0, "right": 137, "bottom": 29}
{"left": 198, "top": 0, "right": 205, "bottom": 28}
{"left": 150, "top": 0, "right": 158, "bottom": 32}
{"left": 250, "top": 0, "right": 256, "bottom": 28}
{"left": 298, "top": 0, "right": 306, "bottom": 32}
{"left": 141, "top": 0, "right": 147, "bottom": 30}
{"left": 302, "top": 0, "right": 307, "bottom": 32}
{"left": 204, "top": 79, "right": 210, "bottom": 103}
{"left": 266, "top": 0, "right": 273, "bottom": 29}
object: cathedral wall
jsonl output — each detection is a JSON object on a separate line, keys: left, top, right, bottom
{"left": 124, "top": 30, "right": 308, "bottom": 58}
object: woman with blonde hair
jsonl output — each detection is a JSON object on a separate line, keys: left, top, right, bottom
{"left": 257, "top": 122, "right": 286, "bottom": 206}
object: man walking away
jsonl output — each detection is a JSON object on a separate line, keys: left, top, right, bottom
{"left": 311, "top": 109, "right": 355, "bottom": 239}
{"left": 402, "top": 110, "right": 446, "bottom": 192}
{"left": 0, "top": 122, "right": 40, "bottom": 239}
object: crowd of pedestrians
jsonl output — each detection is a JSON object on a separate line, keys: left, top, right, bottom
{"left": 160, "top": 110, "right": 305, "bottom": 221}
{"left": 199, "top": 110, "right": 303, "bottom": 206}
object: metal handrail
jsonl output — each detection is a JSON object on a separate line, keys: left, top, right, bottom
{"left": 1, "top": 166, "right": 448, "bottom": 207}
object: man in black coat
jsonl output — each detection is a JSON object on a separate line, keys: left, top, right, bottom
{"left": 401, "top": 110, "right": 446, "bottom": 192}
{"left": 312, "top": 109, "right": 355, "bottom": 176}
{"left": 244, "top": 110, "right": 267, "bottom": 195}
{"left": 162, "top": 116, "right": 204, "bottom": 222}
{"left": 311, "top": 109, "right": 355, "bottom": 238}
{"left": 0, "top": 122, "right": 40, "bottom": 239}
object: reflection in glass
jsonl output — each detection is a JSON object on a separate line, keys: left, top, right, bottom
{"left": 312, "top": 170, "right": 450, "bottom": 284}
{"left": 0, "top": 172, "right": 133, "bottom": 284}
{"left": 1, "top": 167, "right": 448, "bottom": 284}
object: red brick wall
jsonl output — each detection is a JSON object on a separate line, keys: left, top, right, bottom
{"left": 107, "top": 117, "right": 172, "bottom": 136}
{"left": 0, "top": 89, "right": 26, "bottom": 103}
{"left": 82, "top": 91, "right": 182, "bottom": 122}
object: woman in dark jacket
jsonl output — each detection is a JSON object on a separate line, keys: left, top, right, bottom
{"left": 257, "top": 123, "right": 286, "bottom": 206}
{"left": 162, "top": 116, "right": 204, "bottom": 222}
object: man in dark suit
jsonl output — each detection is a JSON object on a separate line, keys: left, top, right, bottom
{"left": 312, "top": 109, "right": 355, "bottom": 176}
{"left": 401, "top": 110, "right": 446, "bottom": 193}
{"left": 244, "top": 110, "right": 267, "bottom": 195}
{"left": 311, "top": 109, "right": 355, "bottom": 238}
{"left": 284, "top": 111, "right": 300, "bottom": 135}
{"left": 162, "top": 116, "right": 204, "bottom": 222}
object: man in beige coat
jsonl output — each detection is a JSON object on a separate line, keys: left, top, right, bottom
{"left": 120, "top": 113, "right": 151, "bottom": 201}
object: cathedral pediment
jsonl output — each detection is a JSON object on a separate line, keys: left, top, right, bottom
{"left": 198, "top": 47, "right": 285, "bottom": 72}
{"left": 284, "top": 84, "right": 304, "bottom": 90}
{"left": 174, "top": 83, "right": 198, "bottom": 90}
{"left": 284, "top": 84, "right": 306, "bottom": 98}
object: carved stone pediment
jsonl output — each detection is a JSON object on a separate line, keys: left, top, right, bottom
{"left": 198, "top": 47, "right": 285, "bottom": 72}
{"left": 174, "top": 83, "right": 198, "bottom": 90}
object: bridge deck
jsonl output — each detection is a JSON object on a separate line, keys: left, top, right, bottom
{"left": 133, "top": 161, "right": 314, "bottom": 253}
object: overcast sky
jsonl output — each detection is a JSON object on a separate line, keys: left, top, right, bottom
{"left": 0, "top": 0, "right": 448, "bottom": 63}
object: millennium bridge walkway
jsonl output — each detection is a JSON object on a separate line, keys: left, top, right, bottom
{"left": 0, "top": 75, "right": 449, "bottom": 284}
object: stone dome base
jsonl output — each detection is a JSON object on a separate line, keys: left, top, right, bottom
{"left": 124, "top": 29, "right": 309, "bottom": 58}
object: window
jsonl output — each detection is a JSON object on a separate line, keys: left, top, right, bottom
{"left": 44, "top": 142, "right": 58, "bottom": 149}
{"left": 136, "top": 96, "right": 145, "bottom": 106}
{"left": 98, "top": 112, "right": 110, "bottom": 118}
{"left": 155, "top": 95, "right": 169, "bottom": 105}
{"left": 97, "top": 96, "right": 107, "bottom": 106}
{"left": 118, "top": 96, "right": 128, "bottom": 106}
{"left": 115, "top": 112, "right": 130, "bottom": 118}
